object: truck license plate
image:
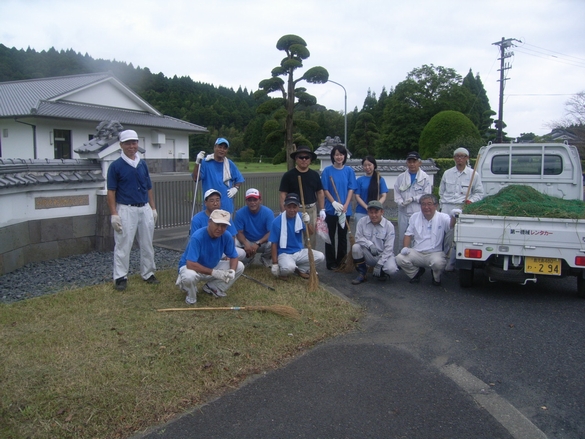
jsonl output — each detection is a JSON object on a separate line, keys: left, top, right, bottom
{"left": 524, "top": 257, "right": 561, "bottom": 276}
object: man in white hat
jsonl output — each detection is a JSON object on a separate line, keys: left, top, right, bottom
{"left": 192, "top": 137, "right": 244, "bottom": 214}
{"left": 107, "top": 129, "right": 159, "bottom": 291}
{"left": 176, "top": 209, "right": 244, "bottom": 304}
{"left": 439, "top": 147, "right": 484, "bottom": 271}
{"left": 234, "top": 188, "right": 274, "bottom": 266}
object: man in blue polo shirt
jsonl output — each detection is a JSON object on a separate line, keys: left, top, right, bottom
{"left": 192, "top": 137, "right": 244, "bottom": 214}
{"left": 107, "top": 129, "right": 159, "bottom": 291}
{"left": 234, "top": 188, "right": 274, "bottom": 266}
{"left": 177, "top": 209, "right": 244, "bottom": 304}
{"left": 269, "top": 193, "right": 325, "bottom": 279}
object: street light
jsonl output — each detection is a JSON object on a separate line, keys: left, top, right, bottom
{"left": 327, "top": 79, "right": 347, "bottom": 147}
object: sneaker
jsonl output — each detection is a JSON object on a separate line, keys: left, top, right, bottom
{"left": 376, "top": 272, "right": 388, "bottom": 282}
{"left": 115, "top": 277, "right": 127, "bottom": 291}
{"left": 444, "top": 263, "right": 455, "bottom": 272}
{"left": 144, "top": 275, "right": 160, "bottom": 284}
{"left": 432, "top": 274, "right": 441, "bottom": 286}
{"left": 294, "top": 268, "right": 310, "bottom": 279}
{"left": 261, "top": 257, "right": 272, "bottom": 268}
{"left": 185, "top": 296, "right": 197, "bottom": 304}
{"left": 202, "top": 283, "right": 227, "bottom": 298}
{"left": 351, "top": 274, "right": 366, "bottom": 285}
{"left": 409, "top": 267, "right": 426, "bottom": 284}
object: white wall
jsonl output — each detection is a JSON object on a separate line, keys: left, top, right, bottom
{"left": 64, "top": 81, "right": 147, "bottom": 112}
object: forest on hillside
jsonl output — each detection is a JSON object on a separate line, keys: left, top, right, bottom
{"left": 0, "top": 44, "right": 502, "bottom": 160}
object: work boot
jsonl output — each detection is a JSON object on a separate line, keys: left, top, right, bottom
{"left": 352, "top": 257, "right": 367, "bottom": 285}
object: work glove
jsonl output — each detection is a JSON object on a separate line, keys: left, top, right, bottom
{"left": 369, "top": 244, "right": 378, "bottom": 256}
{"left": 373, "top": 264, "right": 383, "bottom": 278}
{"left": 332, "top": 201, "right": 344, "bottom": 214}
{"left": 451, "top": 208, "right": 462, "bottom": 217}
{"left": 271, "top": 264, "right": 280, "bottom": 277}
{"left": 225, "top": 269, "right": 235, "bottom": 282}
{"left": 204, "top": 154, "right": 214, "bottom": 161}
{"left": 152, "top": 209, "right": 158, "bottom": 224}
{"left": 211, "top": 269, "right": 230, "bottom": 283}
{"left": 319, "top": 209, "right": 326, "bottom": 220}
{"left": 338, "top": 212, "right": 346, "bottom": 229}
{"left": 195, "top": 151, "right": 206, "bottom": 164}
{"left": 403, "top": 197, "right": 413, "bottom": 206}
{"left": 302, "top": 212, "right": 310, "bottom": 224}
{"left": 111, "top": 215, "right": 123, "bottom": 233}
{"left": 227, "top": 187, "right": 238, "bottom": 198}
{"left": 400, "top": 247, "right": 411, "bottom": 256}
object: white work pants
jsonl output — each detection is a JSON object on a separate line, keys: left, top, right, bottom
{"left": 176, "top": 260, "right": 245, "bottom": 303}
{"left": 396, "top": 249, "right": 447, "bottom": 282}
{"left": 113, "top": 204, "right": 155, "bottom": 281}
{"left": 278, "top": 249, "right": 325, "bottom": 276}
{"left": 351, "top": 244, "right": 398, "bottom": 275}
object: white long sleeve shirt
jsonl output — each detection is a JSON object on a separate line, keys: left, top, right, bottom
{"left": 439, "top": 166, "right": 484, "bottom": 208}
{"left": 394, "top": 169, "right": 432, "bottom": 215}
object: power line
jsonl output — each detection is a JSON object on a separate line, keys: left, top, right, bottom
{"left": 520, "top": 41, "right": 585, "bottom": 63}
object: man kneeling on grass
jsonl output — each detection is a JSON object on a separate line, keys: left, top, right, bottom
{"left": 269, "top": 193, "right": 325, "bottom": 279}
{"left": 176, "top": 209, "right": 244, "bottom": 304}
{"left": 351, "top": 200, "right": 399, "bottom": 285}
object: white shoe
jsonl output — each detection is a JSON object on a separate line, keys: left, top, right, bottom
{"left": 444, "top": 263, "right": 455, "bottom": 272}
{"left": 185, "top": 296, "right": 197, "bottom": 304}
{"left": 203, "top": 283, "right": 227, "bottom": 298}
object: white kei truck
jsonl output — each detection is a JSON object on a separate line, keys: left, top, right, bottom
{"left": 454, "top": 142, "right": 585, "bottom": 297}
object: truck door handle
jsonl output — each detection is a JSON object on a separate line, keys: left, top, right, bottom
{"left": 524, "top": 245, "right": 536, "bottom": 249}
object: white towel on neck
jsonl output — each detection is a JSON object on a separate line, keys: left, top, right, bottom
{"left": 279, "top": 212, "right": 303, "bottom": 249}
{"left": 204, "top": 154, "right": 232, "bottom": 187}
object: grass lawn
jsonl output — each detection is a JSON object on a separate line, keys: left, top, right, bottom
{"left": 0, "top": 265, "right": 362, "bottom": 439}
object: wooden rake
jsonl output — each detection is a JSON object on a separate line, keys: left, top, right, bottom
{"left": 329, "top": 176, "right": 355, "bottom": 273}
{"left": 157, "top": 305, "right": 300, "bottom": 319}
{"left": 298, "top": 176, "right": 319, "bottom": 292}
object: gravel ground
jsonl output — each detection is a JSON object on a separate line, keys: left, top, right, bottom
{"left": 0, "top": 247, "right": 182, "bottom": 304}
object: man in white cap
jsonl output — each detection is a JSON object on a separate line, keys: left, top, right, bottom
{"left": 192, "top": 137, "right": 244, "bottom": 214}
{"left": 268, "top": 193, "right": 325, "bottom": 279}
{"left": 176, "top": 209, "right": 244, "bottom": 304}
{"left": 190, "top": 188, "right": 244, "bottom": 259}
{"left": 439, "top": 147, "right": 484, "bottom": 271}
{"left": 107, "top": 129, "right": 159, "bottom": 291}
{"left": 234, "top": 188, "right": 274, "bottom": 266}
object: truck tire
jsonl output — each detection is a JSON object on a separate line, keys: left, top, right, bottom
{"left": 577, "top": 276, "right": 585, "bottom": 299}
{"left": 459, "top": 268, "right": 474, "bottom": 288}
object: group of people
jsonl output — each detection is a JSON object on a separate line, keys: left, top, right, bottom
{"left": 106, "top": 130, "right": 483, "bottom": 302}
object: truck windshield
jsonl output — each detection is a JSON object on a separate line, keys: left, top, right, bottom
{"left": 491, "top": 154, "right": 563, "bottom": 175}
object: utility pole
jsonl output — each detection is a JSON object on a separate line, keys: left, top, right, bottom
{"left": 492, "top": 37, "right": 521, "bottom": 142}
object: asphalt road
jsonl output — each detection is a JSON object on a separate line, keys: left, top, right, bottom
{"left": 143, "top": 229, "right": 585, "bottom": 439}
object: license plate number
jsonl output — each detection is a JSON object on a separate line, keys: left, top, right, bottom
{"left": 524, "top": 257, "right": 561, "bottom": 275}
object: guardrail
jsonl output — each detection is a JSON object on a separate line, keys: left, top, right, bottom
{"left": 151, "top": 173, "right": 284, "bottom": 229}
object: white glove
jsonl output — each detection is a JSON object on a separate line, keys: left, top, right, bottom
{"left": 111, "top": 215, "right": 122, "bottom": 233}
{"left": 451, "top": 208, "right": 462, "bottom": 217}
{"left": 369, "top": 244, "right": 378, "bottom": 256}
{"left": 332, "top": 201, "right": 344, "bottom": 214}
{"left": 338, "top": 212, "right": 346, "bottom": 229}
{"left": 403, "top": 197, "right": 413, "bottom": 206}
{"left": 212, "top": 269, "right": 229, "bottom": 282}
{"left": 373, "top": 264, "right": 383, "bottom": 277}
{"left": 196, "top": 151, "right": 206, "bottom": 164}
{"left": 400, "top": 247, "right": 411, "bottom": 256}
{"left": 271, "top": 264, "right": 280, "bottom": 277}
{"left": 302, "top": 212, "right": 310, "bottom": 224}
{"left": 225, "top": 269, "right": 235, "bottom": 282}
{"left": 152, "top": 209, "right": 158, "bottom": 224}
{"left": 319, "top": 209, "right": 326, "bottom": 221}
{"left": 204, "top": 154, "right": 214, "bottom": 161}
{"left": 227, "top": 187, "right": 238, "bottom": 198}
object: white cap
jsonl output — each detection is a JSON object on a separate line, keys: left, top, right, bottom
{"left": 119, "top": 130, "right": 138, "bottom": 143}
{"left": 204, "top": 189, "right": 221, "bottom": 200}
{"left": 453, "top": 147, "right": 469, "bottom": 157}
{"left": 209, "top": 209, "right": 231, "bottom": 225}
{"left": 245, "top": 188, "right": 260, "bottom": 199}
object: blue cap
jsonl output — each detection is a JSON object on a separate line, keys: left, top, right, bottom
{"left": 215, "top": 137, "right": 230, "bottom": 148}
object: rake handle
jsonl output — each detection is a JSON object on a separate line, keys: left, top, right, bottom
{"left": 329, "top": 176, "right": 352, "bottom": 233}
{"left": 157, "top": 307, "right": 247, "bottom": 312}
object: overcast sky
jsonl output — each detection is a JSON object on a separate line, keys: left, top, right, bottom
{"left": 2, "top": 0, "right": 584, "bottom": 139}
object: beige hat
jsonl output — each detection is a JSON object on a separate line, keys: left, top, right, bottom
{"left": 209, "top": 209, "right": 231, "bottom": 225}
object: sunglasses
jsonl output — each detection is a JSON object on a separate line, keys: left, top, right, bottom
{"left": 297, "top": 156, "right": 311, "bottom": 160}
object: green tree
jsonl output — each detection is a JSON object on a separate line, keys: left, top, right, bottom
{"left": 254, "top": 35, "right": 329, "bottom": 169}
{"left": 349, "top": 112, "right": 380, "bottom": 157}
{"left": 462, "top": 70, "right": 496, "bottom": 141}
{"left": 419, "top": 110, "right": 481, "bottom": 158}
